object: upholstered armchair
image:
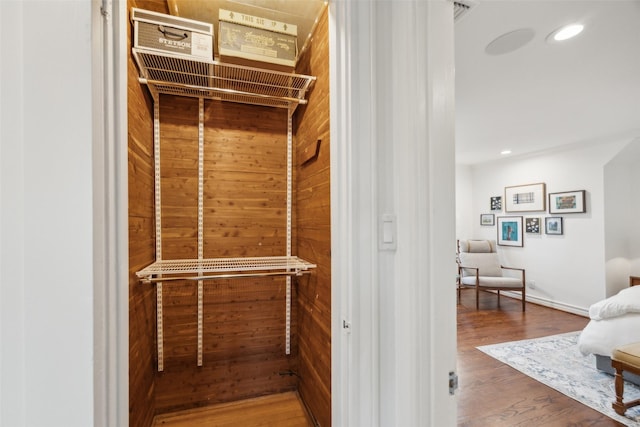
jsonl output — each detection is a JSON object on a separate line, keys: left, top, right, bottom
{"left": 457, "top": 239, "right": 526, "bottom": 311}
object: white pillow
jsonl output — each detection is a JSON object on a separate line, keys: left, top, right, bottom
{"left": 467, "top": 240, "right": 492, "bottom": 253}
{"left": 589, "top": 286, "right": 640, "bottom": 320}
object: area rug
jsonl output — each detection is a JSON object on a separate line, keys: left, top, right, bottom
{"left": 477, "top": 331, "right": 640, "bottom": 426}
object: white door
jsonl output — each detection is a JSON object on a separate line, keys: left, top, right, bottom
{"left": 330, "top": 1, "right": 457, "bottom": 425}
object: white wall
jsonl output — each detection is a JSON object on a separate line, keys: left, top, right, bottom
{"left": 0, "top": 1, "right": 95, "bottom": 426}
{"left": 631, "top": 153, "right": 640, "bottom": 274}
{"left": 604, "top": 138, "right": 640, "bottom": 295}
{"left": 456, "top": 139, "right": 629, "bottom": 314}
{"left": 455, "top": 164, "right": 473, "bottom": 240}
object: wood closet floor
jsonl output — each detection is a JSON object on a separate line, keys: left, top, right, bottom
{"left": 457, "top": 289, "right": 625, "bottom": 426}
{"left": 152, "top": 391, "right": 313, "bottom": 426}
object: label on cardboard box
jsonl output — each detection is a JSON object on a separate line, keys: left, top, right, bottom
{"left": 190, "top": 32, "right": 213, "bottom": 58}
{"left": 218, "top": 8, "right": 297, "bottom": 36}
{"left": 218, "top": 20, "right": 297, "bottom": 69}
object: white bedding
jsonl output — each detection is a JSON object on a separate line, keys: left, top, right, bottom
{"left": 578, "top": 286, "right": 640, "bottom": 356}
{"left": 588, "top": 285, "right": 640, "bottom": 320}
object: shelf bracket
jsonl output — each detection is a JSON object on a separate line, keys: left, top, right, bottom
{"left": 154, "top": 100, "right": 164, "bottom": 372}
{"left": 197, "top": 98, "right": 205, "bottom": 367}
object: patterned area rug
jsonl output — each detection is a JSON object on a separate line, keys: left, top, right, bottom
{"left": 477, "top": 331, "right": 640, "bottom": 426}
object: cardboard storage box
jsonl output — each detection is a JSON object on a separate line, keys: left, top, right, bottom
{"left": 218, "top": 9, "right": 298, "bottom": 72}
{"left": 131, "top": 8, "right": 214, "bottom": 62}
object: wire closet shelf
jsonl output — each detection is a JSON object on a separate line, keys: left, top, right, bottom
{"left": 136, "top": 256, "right": 317, "bottom": 283}
{"left": 132, "top": 48, "right": 316, "bottom": 110}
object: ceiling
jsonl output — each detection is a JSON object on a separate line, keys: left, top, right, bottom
{"left": 455, "top": 0, "right": 640, "bottom": 165}
{"left": 169, "top": 1, "right": 640, "bottom": 166}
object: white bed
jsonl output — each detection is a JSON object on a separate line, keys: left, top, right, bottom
{"left": 578, "top": 285, "right": 640, "bottom": 383}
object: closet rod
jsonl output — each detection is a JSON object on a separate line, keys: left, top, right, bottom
{"left": 139, "top": 78, "right": 309, "bottom": 104}
{"left": 141, "top": 270, "right": 311, "bottom": 284}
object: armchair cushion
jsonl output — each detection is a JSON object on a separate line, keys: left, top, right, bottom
{"left": 460, "top": 275, "right": 523, "bottom": 288}
{"left": 459, "top": 252, "right": 503, "bottom": 278}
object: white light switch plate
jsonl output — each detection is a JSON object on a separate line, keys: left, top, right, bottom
{"left": 379, "top": 214, "right": 397, "bottom": 251}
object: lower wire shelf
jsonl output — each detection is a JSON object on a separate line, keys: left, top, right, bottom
{"left": 137, "top": 255, "right": 316, "bottom": 371}
{"left": 136, "top": 255, "right": 317, "bottom": 283}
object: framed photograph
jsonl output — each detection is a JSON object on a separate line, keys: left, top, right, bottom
{"left": 545, "top": 217, "right": 564, "bottom": 235}
{"left": 490, "top": 196, "right": 502, "bottom": 211}
{"left": 497, "top": 216, "right": 523, "bottom": 247}
{"left": 505, "top": 183, "right": 546, "bottom": 212}
{"left": 548, "top": 190, "right": 586, "bottom": 214}
{"left": 525, "top": 217, "right": 541, "bottom": 234}
{"left": 480, "top": 214, "right": 495, "bottom": 226}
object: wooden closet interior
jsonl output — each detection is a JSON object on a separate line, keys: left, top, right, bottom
{"left": 127, "top": 1, "right": 331, "bottom": 425}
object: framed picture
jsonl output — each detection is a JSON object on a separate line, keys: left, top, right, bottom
{"left": 525, "top": 217, "right": 541, "bottom": 234}
{"left": 480, "top": 214, "right": 495, "bottom": 226}
{"left": 505, "top": 183, "right": 546, "bottom": 212}
{"left": 545, "top": 217, "right": 563, "bottom": 235}
{"left": 497, "top": 216, "right": 523, "bottom": 247}
{"left": 490, "top": 196, "right": 502, "bottom": 211}
{"left": 548, "top": 190, "right": 586, "bottom": 214}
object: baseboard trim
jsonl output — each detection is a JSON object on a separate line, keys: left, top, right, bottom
{"left": 499, "top": 291, "right": 589, "bottom": 318}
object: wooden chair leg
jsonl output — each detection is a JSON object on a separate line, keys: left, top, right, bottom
{"left": 611, "top": 360, "right": 640, "bottom": 415}
{"left": 522, "top": 288, "right": 526, "bottom": 312}
{"left": 613, "top": 363, "right": 626, "bottom": 415}
{"left": 476, "top": 285, "right": 480, "bottom": 310}
{"left": 497, "top": 290, "right": 500, "bottom": 307}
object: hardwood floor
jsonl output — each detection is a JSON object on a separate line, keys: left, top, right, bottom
{"left": 152, "top": 391, "right": 313, "bottom": 426}
{"left": 152, "top": 290, "right": 621, "bottom": 426}
{"left": 457, "top": 289, "right": 625, "bottom": 426}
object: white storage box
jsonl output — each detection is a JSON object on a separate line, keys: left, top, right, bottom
{"left": 131, "top": 8, "right": 214, "bottom": 61}
{"left": 218, "top": 8, "right": 298, "bottom": 72}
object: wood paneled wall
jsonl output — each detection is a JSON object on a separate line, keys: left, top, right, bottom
{"left": 153, "top": 96, "right": 299, "bottom": 413}
{"left": 128, "top": 1, "right": 167, "bottom": 426}
{"left": 293, "top": 7, "right": 332, "bottom": 427}
{"left": 158, "top": 98, "right": 290, "bottom": 261}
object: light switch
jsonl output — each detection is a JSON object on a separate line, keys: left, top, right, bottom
{"left": 380, "top": 214, "right": 397, "bottom": 251}
{"left": 383, "top": 218, "right": 394, "bottom": 243}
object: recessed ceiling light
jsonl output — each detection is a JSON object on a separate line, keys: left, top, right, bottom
{"left": 547, "top": 24, "right": 584, "bottom": 43}
{"left": 501, "top": 150, "right": 512, "bottom": 155}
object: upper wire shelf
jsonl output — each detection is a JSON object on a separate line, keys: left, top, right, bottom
{"left": 132, "top": 48, "right": 316, "bottom": 109}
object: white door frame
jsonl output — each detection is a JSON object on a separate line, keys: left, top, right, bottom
{"left": 92, "top": 0, "right": 129, "bottom": 426}
{"left": 94, "top": 0, "right": 457, "bottom": 425}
